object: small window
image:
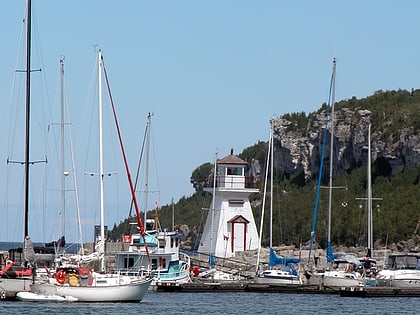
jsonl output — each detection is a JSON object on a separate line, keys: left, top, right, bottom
{"left": 159, "top": 238, "right": 166, "bottom": 248}
{"left": 124, "top": 257, "right": 135, "bottom": 268}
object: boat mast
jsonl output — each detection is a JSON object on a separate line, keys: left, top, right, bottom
{"left": 367, "top": 123, "right": 372, "bottom": 257}
{"left": 24, "top": 0, "right": 32, "bottom": 240}
{"left": 269, "top": 119, "right": 274, "bottom": 250}
{"left": 60, "top": 58, "right": 66, "bottom": 238}
{"left": 143, "top": 113, "right": 151, "bottom": 225}
{"left": 210, "top": 152, "right": 217, "bottom": 264}
{"left": 98, "top": 50, "right": 106, "bottom": 272}
{"left": 307, "top": 58, "right": 336, "bottom": 266}
{"left": 255, "top": 122, "right": 272, "bottom": 273}
{"left": 327, "top": 58, "right": 336, "bottom": 254}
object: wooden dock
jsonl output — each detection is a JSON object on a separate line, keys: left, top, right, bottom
{"left": 157, "top": 281, "right": 420, "bottom": 297}
{"left": 339, "top": 286, "right": 420, "bottom": 297}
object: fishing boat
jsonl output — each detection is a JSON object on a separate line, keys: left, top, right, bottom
{"left": 305, "top": 59, "right": 364, "bottom": 289}
{"left": 115, "top": 222, "right": 191, "bottom": 290}
{"left": 113, "top": 114, "right": 191, "bottom": 290}
{"left": 28, "top": 50, "right": 152, "bottom": 302}
{"left": 255, "top": 119, "right": 301, "bottom": 285}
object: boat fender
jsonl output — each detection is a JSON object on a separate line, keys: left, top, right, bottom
{"left": 56, "top": 270, "right": 66, "bottom": 284}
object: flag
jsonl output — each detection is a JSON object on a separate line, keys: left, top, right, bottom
{"left": 123, "top": 235, "right": 132, "bottom": 243}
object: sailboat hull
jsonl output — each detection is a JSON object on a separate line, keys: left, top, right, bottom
{"left": 255, "top": 270, "right": 301, "bottom": 285}
{"left": 31, "top": 275, "right": 152, "bottom": 302}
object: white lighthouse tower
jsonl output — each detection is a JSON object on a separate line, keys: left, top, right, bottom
{"left": 198, "top": 149, "right": 260, "bottom": 259}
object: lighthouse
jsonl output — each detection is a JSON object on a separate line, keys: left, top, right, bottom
{"left": 198, "top": 149, "right": 260, "bottom": 259}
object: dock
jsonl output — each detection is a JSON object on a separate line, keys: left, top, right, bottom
{"left": 157, "top": 281, "right": 420, "bottom": 297}
{"left": 339, "top": 286, "right": 420, "bottom": 297}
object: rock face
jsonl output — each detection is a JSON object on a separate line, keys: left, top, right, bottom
{"left": 272, "top": 108, "right": 420, "bottom": 181}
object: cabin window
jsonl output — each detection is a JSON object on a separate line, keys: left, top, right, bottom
{"left": 159, "top": 238, "right": 166, "bottom": 249}
{"left": 124, "top": 257, "right": 135, "bottom": 268}
{"left": 151, "top": 258, "right": 158, "bottom": 270}
{"left": 171, "top": 237, "right": 174, "bottom": 248}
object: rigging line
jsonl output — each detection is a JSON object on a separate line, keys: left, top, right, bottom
{"left": 124, "top": 114, "right": 149, "bottom": 237}
{"left": 307, "top": 60, "right": 335, "bottom": 267}
{"left": 102, "top": 61, "right": 150, "bottom": 262}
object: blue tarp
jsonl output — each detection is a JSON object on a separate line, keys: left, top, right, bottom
{"left": 269, "top": 248, "right": 300, "bottom": 275}
{"left": 327, "top": 242, "right": 339, "bottom": 262}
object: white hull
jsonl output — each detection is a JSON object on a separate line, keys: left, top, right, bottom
{"left": 0, "top": 278, "right": 32, "bottom": 299}
{"left": 255, "top": 277, "right": 301, "bottom": 286}
{"left": 152, "top": 270, "right": 190, "bottom": 289}
{"left": 31, "top": 275, "right": 152, "bottom": 302}
{"left": 255, "top": 270, "right": 301, "bottom": 285}
{"left": 376, "top": 269, "right": 420, "bottom": 288}
{"left": 306, "top": 270, "right": 363, "bottom": 288}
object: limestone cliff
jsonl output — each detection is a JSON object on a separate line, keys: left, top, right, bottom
{"left": 272, "top": 108, "right": 420, "bottom": 181}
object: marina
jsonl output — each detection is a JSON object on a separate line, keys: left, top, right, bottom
{"left": 0, "top": 1, "right": 419, "bottom": 313}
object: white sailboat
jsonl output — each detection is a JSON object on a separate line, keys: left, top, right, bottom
{"left": 305, "top": 58, "right": 363, "bottom": 289}
{"left": 28, "top": 50, "right": 152, "bottom": 302}
{"left": 355, "top": 123, "right": 379, "bottom": 286}
{"left": 0, "top": 0, "right": 37, "bottom": 300}
{"left": 255, "top": 119, "right": 301, "bottom": 285}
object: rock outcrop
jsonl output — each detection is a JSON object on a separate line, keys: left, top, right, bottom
{"left": 272, "top": 108, "right": 420, "bottom": 181}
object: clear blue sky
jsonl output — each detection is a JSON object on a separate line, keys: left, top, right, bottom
{"left": 1, "top": 1, "right": 419, "bottom": 243}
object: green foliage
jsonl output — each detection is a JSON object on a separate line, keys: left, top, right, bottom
{"left": 239, "top": 141, "right": 268, "bottom": 166}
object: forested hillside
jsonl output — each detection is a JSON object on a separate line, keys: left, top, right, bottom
{"left": 109, "top": 89, "right": 420, "bottom": 250}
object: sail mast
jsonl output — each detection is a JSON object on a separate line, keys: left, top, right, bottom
{"left": 24, "top": 0, "right": 32, "bottom": 239}
{"left": 210, "top": 152, "right": 217, "bottom": 264}
{"left": 269, "top": 119, "right": 274, "bottom": 250}
{"left": 60, "top": 58, "right": 66, "bottom": 238}
{"left": 255, "top": 122, "right": 272, "bottom": 273}
{"left": 367, "top": 123, "right": 372, "bottom": 257}
{"left": 327, "top": 58, "right": 336, "bottom": 250}
{"left": 143, "top": 113, "right": 151, "bottom": 225}
{"left": 98, "top": 50, "right": 106, "bottom": 272}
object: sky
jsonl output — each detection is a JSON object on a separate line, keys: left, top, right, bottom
{"left": 1, "top": 1, "right": 420, "bottom": 244}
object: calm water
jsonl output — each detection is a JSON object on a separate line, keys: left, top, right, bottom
{"left": 0, "top": 291, "right": 419, "bottom": 315}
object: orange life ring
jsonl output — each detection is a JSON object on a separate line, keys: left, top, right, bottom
{"left": 56, "top": 270, "right": 66, "bottom": 284}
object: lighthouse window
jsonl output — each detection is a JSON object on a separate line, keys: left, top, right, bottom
{"left": 227, "top": 167, "right": 241, "bottom": 175}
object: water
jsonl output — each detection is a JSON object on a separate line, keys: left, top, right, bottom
{"left": 0, "top": 291, "right": 419, "bottom": 314}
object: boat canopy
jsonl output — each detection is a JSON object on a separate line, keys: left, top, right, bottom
{"left": 269, "top": 248, "right": 300, "bottom": 266}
